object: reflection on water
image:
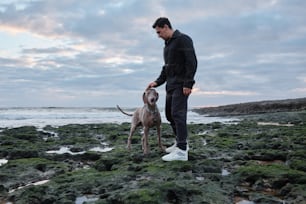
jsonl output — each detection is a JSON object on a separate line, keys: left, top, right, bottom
{"left": 46, "top": 146, "right": 113, "bottom": 155}
{"left": 0, "top": 158, "right": 8, "bottom": 166}
{"left": 46, "top": 147, "right": 85, "bottom": 155}
{"left": 9, "top": 180, "right": 50, "bottom": 193}
{"left": 236, "top": 200, "right": 255, "bottom": 204}
{"left": 75, "top": 195, "right": 99, "bottom": 204}
{"left": 221, "top": 169, "right": 230, "bottom": 176}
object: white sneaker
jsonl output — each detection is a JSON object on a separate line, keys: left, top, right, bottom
{"left": 165, "top": 141, "right": 189, "bottom": 153}
{"left": 165, "top": 142, "right": 177, "bottom": 153}
{"left": 162, "top": 147, "right": 188, "bottom": 161}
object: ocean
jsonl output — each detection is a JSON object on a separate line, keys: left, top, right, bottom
{"left": 0, "top": 107, "right": 236, "bottom": 128}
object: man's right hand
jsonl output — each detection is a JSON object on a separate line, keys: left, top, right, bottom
{"left": 147, "top": 82, "right": 157, "bottom": 90}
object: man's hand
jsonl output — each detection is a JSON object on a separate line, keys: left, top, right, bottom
{"left": 183, "top": 87, "right": 192, "bottom": 96}
{"left": 147, "top": 82, "right": 157, "bottom": 90}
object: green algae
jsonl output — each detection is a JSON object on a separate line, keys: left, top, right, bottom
{"left": 124, "top": 188, "right": 161, "bottom": 203}
{"left": 1, "top": 126, "right": 42, "bottom": 142}
{"left": 1, "top": 111, "right": 306, "bottom": 203}
{"left": 236, "top": 163, "right": 306, "bottom": 182}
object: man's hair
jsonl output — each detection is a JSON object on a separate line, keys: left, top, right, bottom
{"left": 152, "top": 17, "right": 172, "bottom": 29}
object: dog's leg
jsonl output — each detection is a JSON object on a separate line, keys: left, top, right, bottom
{"left": 142, "top": 127, "right": 150, "bottom": 154}
{"left": 141, "top": 128, "right": 145, "bottom": 151}
{"left": 157, "top": 125, "right": 165, "bottom": 152}
{"left": 127, "top": 125, "right": 137, "bottom": 150}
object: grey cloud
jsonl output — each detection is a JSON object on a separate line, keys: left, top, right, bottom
{"left": 0, "top": 0, "right": 306, "bottom": 107}
{"left": 22, "top": 47, "right": 74, "bottom": 54}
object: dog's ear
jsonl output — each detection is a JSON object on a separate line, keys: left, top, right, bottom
{"left": 156, "top": 92, "right": 159, "bottom": 101}
{"left": 143, "top": 92, "right": 148, "bottom": 104}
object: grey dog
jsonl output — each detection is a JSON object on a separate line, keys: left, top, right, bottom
{"left": 117, "top": 88, "right": 165, "bottom": 154}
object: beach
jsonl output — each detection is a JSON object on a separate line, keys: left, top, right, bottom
{"left": 0, "top": 110, "right": 306, "bottom": 203}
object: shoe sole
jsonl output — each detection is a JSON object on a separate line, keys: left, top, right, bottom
{"left": 162, "top": 158, "right": 188, "bottom": 162}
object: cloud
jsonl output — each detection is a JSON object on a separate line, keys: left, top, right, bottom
{"left": 0, "top": 0, "right": 305, "bottom": 107}
{"left": 193, "top": 88, "right": 258, "bottom": 96}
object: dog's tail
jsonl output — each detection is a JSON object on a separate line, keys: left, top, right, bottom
{"left": 116, "top": 105, "right": 133, "bottom": 117}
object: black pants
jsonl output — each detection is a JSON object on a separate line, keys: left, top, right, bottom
{"left": 165, "top": 88, "right": 189, "bottom": 150}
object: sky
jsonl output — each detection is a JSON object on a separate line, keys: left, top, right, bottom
{"left": 0, "top": 0, "right": 305, "bottom": 108}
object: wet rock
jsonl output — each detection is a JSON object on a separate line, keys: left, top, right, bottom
{"left": 8, "top": 149, "right": 39, "bottom": 159}
{"left": 0, "top": 112, "right": 305, "bottom": 203}
{"left": 94, "top": 157, "right": 119, "bottom": 171}
{"left": 0, "top": 184, "right": 8, "bottom": 194}
{"left": 193, "top": 97, "right": 306, "bottom": 116}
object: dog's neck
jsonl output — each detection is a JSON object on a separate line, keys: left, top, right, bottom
{"left": 145, "top": 103, "right": 158, "bottom": 114}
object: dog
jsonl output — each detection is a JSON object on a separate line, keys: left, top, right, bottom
{"left": 117, "top": 88, "right": 165, "bottom": 154}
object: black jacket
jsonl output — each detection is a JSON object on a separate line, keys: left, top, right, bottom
{"left": 155, "top": 30, "right": 197, "bottom": 91}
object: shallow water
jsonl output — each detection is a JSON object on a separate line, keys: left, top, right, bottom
{"left": 75, "top": 195, "right": 99, "bottom": 204}
{"left": 236, "top": 200, "right": 255, "bottom": 204}
{"left": 221, "top": 169, "right": 231, "bottom": 176}
{"left": 89, "top": 146, "right": 114, "bottom": 152}
{"left": 257, "top": 122, "right": 294, "bottom": 126}
{"left": 46, "top": 146, "right": 113, "bottom": 155}
{"left": 9, "top": 180, "right": 50, "bottom": 193}
{"left": 0, "top": 107, "right": 238, "bottom": 128}
{"left": 46, "top": 147, "right": 86, "bottom": 155}
{"left": 0, "top": 158, "right": 8, "bottom": 166}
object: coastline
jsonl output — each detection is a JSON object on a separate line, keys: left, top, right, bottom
{"left": 193, "top": 97, "right": 306, "bottom": 116}
{"left": 0, "top": 107, "right": 238, "bottom": 128}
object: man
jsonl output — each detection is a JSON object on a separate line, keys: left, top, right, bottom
{"left": 147, "top": 17, "right": 197, "bottom": 161}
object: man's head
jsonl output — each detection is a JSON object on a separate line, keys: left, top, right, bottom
{"left": 152, "top": 17, "right": 173, "bottom": 40}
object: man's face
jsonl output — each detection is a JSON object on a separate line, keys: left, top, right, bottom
{"left": 155, "top": 26, "right": 168, "bottom": 40}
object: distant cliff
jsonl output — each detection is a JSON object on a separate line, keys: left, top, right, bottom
{"left": 192, "top": 97, "right": 306, "bottom": 116}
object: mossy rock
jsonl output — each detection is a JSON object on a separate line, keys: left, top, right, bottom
{"left": 94, "top": 156, "right": 120, "bottom": 171}
{"left": 235, "top": 163, "right": 306, "bottom": 185}
{"left": 12, "top": 185, "right": 57, "bottom": 204}
{"left": 121, "top": 188, "right": 162, "bottom": 204}
{"left": 1, "top": 111, "right": 306, "bottom": 204}
{"left": 1, "top": 126, "right": 41, "bottom": 142}
{"left": 288, "top": 159, "right": 306, "bottom": 172}
{"left": 1, "top": 158, "right": 68, "bottom": 190}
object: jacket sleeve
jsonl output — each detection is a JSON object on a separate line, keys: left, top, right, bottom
{"left": 180, "top": 35, "right": 197, "bottom": 89}
{"left": 154, "top": 65, "right": 167, "bottom": 86}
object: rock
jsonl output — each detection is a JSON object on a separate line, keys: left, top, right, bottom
{"left": 0, "top": 112, "right": 305, "bottom": 203}
{"left": 193, "top": 97, "right": 306, "bottom": 116}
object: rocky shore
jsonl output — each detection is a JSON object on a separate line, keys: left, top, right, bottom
{"left": 192, "top": 97, "right": 306, "bottom": 116}
{"left": 0, "top": 109, "right": 306, "bottom": 203}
